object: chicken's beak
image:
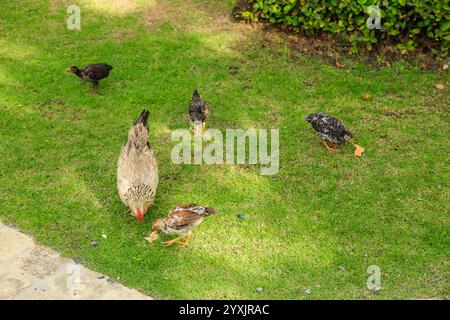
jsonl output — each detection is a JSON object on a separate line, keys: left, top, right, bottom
{"left": 65, "top": 67, "right": 71, "bottom": 73}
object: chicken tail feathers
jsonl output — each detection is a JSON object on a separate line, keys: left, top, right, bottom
{"left": 192, "top": 89, "right": 199, "bottom": 98}
{"left": 127, "top": 110, "right": 150, "bottom": 151}
{"left": 133, "top": 110, "right": 150, "bottom": 129}
{"left": 128, "top": 110, "right": 151, "bottom": 153}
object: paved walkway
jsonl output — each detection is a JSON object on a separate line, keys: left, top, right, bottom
{"left": 0, "top": 222, "right": 152, "bottom": 300}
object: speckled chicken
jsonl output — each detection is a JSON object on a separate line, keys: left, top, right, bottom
{"left": 305, "top": 112, "right": 364, "bottom": 156}
{"left": 150, "top": 204, "right": 216, "bottom": 247}
{"left": 188, "top": 89, "right": 210, "bottom": 132}
{"left": 66, "top": 63, "right": 113, "bottom": 93}
{"left": 117, "top": 110, "right": 159, "bottom": 222}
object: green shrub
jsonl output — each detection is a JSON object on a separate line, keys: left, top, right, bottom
{"left": 237, "top": 0, "right": 449, "bottom": 57}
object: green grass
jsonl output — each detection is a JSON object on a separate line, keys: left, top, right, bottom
{"left": 0, "top": 0, "right": 449, "bottom": 299}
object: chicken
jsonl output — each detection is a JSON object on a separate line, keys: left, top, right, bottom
{"left": 305, "top": 112, "right": 364, "bottom": 156}
{"left": 150, "top": 204, "right": 216, "bottom": 247}
{"left": 117, "top": 110, "right": 159, "bottom": 222}
{"left": 66, "top": 63, "right": 113, "bottom": 93}
{"left": 188, "top": 89, "right": 210, "bottom": 133}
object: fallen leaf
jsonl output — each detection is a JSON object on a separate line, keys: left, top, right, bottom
{"left": 354, "top": 144, "right": 365, "bottom": 157}
{"left": 362, "top": 93, "right": 372, "bottom": 101}
{"left": 335, "top": 60, "right": 346, "bottom": 69}
{"left": 435, "top": 83, "right": 444, "bottom": 90}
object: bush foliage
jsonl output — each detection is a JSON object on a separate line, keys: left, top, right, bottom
{"left": 237, "top": 0, "right": 450, "bottom": 56}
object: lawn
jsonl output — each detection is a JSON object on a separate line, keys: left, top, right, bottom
{"left": 0, "top": 0, "right": 449, "bottom": 299}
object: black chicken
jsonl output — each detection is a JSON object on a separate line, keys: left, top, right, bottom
{"left": 305, "top": 112, "right": 364, "bottom": 156}
{"left": 188, "top": 89, "right": 209, "bottom": 132}
{"left": 66, "top": 63, "right": 113, "bottom": 93}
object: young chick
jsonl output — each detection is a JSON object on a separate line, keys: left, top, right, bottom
{"left": 188, "top": 89, "right": 210, "bottom": 133}
{"left": 66, "top": 63, "right": 113, "bottom": 93}
{"left": 151, "top": 204, "right": 216, "bottom": 247}
{"left": 305, "top": 112, "right": 364, "bottom": 156}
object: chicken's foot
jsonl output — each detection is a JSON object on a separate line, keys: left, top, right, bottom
{"left": 162, "top": 237, "right": 183, "bottom": 247}
{"left": 179, "top": 232, "right": 193, "bottom": 248}
{"left": 322, "top": 140, "right": 335, "bottom": 154}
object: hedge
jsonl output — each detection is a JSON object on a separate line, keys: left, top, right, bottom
{"left": 236, "top": 0, "right": 450, "bottom": 56}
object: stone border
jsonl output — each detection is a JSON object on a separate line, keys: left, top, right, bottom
{"left": 0, "top": 222, "right": 152, "bottom": 300}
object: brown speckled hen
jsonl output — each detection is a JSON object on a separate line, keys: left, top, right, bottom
{"left": 151, "top": 204, "right": 216, "bottom": 247}
{"left": 117, "top": 110, "right": 159, "bottom": 223}
{"left": 66, "top": 63, "right": 113, "bottom": 93}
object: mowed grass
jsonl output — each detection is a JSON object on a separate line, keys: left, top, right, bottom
{"left": 0, "top": 0, "right": 449, "bottom": 299}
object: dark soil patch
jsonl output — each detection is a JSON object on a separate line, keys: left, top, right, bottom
{"left": 232, "top": 0, "right": 449, "bottom": 71}
{"left": 381, "top": 108, "right": 417, "bottom": 118}
{"left": 37, "top": 99, "right": 83, "bottom": 122}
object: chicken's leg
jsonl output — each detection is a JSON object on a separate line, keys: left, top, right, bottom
{"left": 179, "top": 231, "right": 193, "bottom": 248}
{"left": 322, "top": 140, "right": 335, "bottom": 154}
{"left": 92, "top": 81, "right": 99, "bottom": 94}
{"left": 202, "top": 122, "right": 206, "bottom": 132}
{"left": 162, "top": 236, "right": 183, "bottom": 247}
{"left": 193, "top": 121, "right": 202, "bottom": 138}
